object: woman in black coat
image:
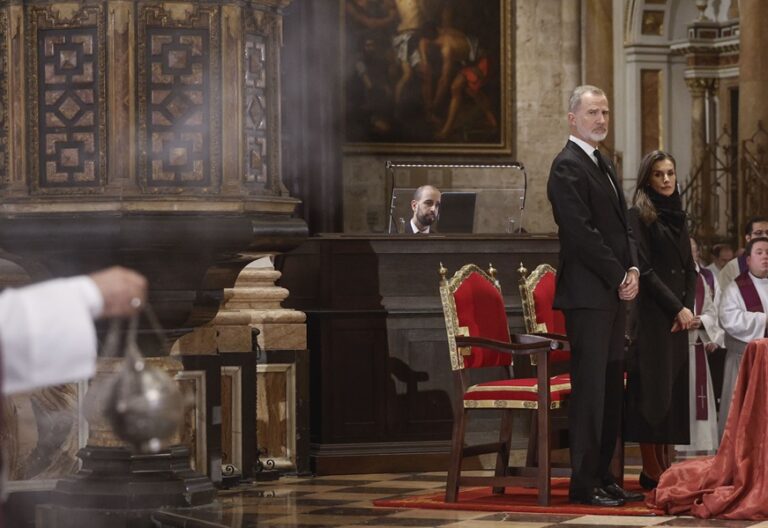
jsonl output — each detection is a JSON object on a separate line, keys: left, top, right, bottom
{"left": 625, "top": 150, "right": 697, "bottom": 490}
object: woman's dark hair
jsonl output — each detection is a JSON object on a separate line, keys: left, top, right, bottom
{"left": 632, "top": 150, "right": 677, "bottom": 225}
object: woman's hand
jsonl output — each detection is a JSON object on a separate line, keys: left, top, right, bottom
{"left": 671, "top": 307, "right": 695, "bottom": 332}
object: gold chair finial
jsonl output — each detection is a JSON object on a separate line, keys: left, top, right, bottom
{"left": 488, "top": 263, "right": 497, "bottom": 279}
{"left": 517, "top": 262, "right": 528, "bottom": 279}
{"left": 439, "top": 262, "right": 447, "bottom": 280}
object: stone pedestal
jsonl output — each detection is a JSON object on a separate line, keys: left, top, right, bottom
{"left": 171, "top": 256, "right": 309, "bottom": 473}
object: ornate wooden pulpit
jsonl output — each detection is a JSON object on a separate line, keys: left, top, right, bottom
{"left": 0, "top": 0, "right": 303, "bottom": 525}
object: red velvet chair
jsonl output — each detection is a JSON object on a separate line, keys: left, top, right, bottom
{"left": 439, "top": 263, "right": 569, "bottom": 505}
{"left": 518, "top": 262, "right": 624, "bottom": 484}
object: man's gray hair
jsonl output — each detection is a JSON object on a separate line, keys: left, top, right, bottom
{"left": 568, "top": 85, "right": 606, "bottom": 113}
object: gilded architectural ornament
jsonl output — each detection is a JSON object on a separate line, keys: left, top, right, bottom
{"left": 137, "top": 3, "right": 221, "bottom": 193}
{"left": 26, "top": 4, "right": 107, "bottom": 194}
{"left": 684, "top": 77, "right": 718, "bottom": 95}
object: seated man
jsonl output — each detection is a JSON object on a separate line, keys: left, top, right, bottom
{"left": 409, "top": 184, "right": 441, "bottom": 234}
{"left": 718, "top": 236, "right": 768, "bottom": 438}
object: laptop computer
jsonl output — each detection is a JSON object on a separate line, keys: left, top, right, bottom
{"left": 437, "top": 192, "right": 476, "bottom": 233}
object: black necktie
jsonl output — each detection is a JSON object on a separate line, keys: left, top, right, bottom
{"left": 593, "top": 149, "right": 619, "bottom": 198}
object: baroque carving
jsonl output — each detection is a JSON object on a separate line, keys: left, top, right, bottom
{"left": 0, "top": 9, "right": 7, "bottom": 184}
{"left": 243, "top": 8, "right": 281, "bottom": 194}
{"left": 244, "top": 34, "right": 268, "bottom": 186}
{"left": 685, "top": 77, "right": 719, "bottom": 95}
{"left": 137, "top": 3, "right": 221, "bottom": 193}
{"left": 26, "top": 4, "right": 107, "bottom": 193}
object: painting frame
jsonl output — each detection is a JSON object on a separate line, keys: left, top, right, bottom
{"left": 341, "top": 0, "right": 513, "bottom": 154}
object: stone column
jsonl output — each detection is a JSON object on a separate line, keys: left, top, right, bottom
{"left": 583, "top": 0, "right": 614, "bottom": 149}
{"left": 738, "top": 0, "right": 768, "bottom": 233}
{"left": 687, "top": 77, "right": 717, "bottom": 241}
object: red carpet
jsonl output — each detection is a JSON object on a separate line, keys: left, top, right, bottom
{"left": 374, "top": 477, "right": 662, "bottom": 516}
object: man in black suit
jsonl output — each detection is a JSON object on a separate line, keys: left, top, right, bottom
{"left": 547, "top": 85, "right": 642, "bottom": 506}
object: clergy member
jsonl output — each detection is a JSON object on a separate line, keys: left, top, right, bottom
{"left": 717, "top": 217, "right": 768, "bottom": 290}
{"left": 705, "top": 243, "right": 733, "bottom": 275}
{"left": 1, "top": 266, "right": 147, "bottom": 395}
{"left": 677, "top": 237, "right": 723, "bottom": 454}
{"left": 718, "top": 236, "right": 768, "bottom": 438}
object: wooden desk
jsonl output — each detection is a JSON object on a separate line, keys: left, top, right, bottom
{"left": 276, "top": 234, "right": 560, "bottom": 474}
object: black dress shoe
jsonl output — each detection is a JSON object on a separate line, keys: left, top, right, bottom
{"left": 639, "top": 472, "right": 659, "bottom": 490}
{"left": 569, "top": 487, "right": 625, "bottom": 507}
{"left": 602, "top": 482, "right": 645, "bottom": 502}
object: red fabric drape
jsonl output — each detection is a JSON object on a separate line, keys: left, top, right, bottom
{"left": 648, "top": 338, "right": 768, "bottom": 519}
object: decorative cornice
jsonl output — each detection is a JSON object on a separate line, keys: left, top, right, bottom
{"left": 684, "top": 77, "right": 719, "bottom": 95}
{"left": 669, "top": 19, "right": 740, "bottom": 77}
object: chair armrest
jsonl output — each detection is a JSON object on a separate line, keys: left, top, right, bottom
{"left": 528, "top": 332, "right": 570, "bottom": 351}
{"left": 455, "top": 334, "right": 559, "bottom": 355}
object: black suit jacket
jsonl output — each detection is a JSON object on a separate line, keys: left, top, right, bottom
{"left": 547, "top": 140, "right": 638, "bottom": 310}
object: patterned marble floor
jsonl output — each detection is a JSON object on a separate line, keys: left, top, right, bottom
{"left": 158, "top": 469, "right": 767, "bottom": 528}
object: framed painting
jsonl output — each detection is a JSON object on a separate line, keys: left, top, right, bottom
{"left": 342, "top": 0, "right": 512, "bottom": 154}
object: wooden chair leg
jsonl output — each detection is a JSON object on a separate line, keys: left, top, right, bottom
{"left": 526, "top": 411, "right": 538, "bottom": 467}
{"left": 492, "top": 409, "right": 514, "bottom": 494}
{"left": 537, "top": 407, "right": 551, "bottom": 506}
{"left": 445, "top": 408, "right": 468, "bottom": 502}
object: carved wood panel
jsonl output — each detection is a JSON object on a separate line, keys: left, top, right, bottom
{"left": 27, "top": 5, "right": 106, "bottom": 193}
{"left": 0, "top": 11, "right": 8, "bottom": 183}
{"left": 137, "top": 4, "right": 221, "bottom": 193}
{"left": 0, "top": 9, "right": 7, "bottom": 184}
{"left": 244, "top": 34, "right": 268, "bottom": 186}
{"left": 244, "top": 8, "right": 280, "bottom": 195}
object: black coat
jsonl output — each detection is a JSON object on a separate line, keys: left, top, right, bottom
{"left": 625, "top": 206, "right": 697, "bottom": 444}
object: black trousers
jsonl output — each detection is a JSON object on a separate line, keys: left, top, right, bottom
{"left": 564, "top": 305, "right": 626, "bottom": 497}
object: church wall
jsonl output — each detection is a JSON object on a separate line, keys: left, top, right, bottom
{"left": 289, "top": 1, "right": 738, "bottom": 239}
{"left": 340, "top": 0, "right": 581, "bottom": 235}
{"left": 513, "top": 0, "right": 580, "bottom": 235}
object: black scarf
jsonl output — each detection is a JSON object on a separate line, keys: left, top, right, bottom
{"left": 647, "top": 186, "right": 686, "bottom": 236}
